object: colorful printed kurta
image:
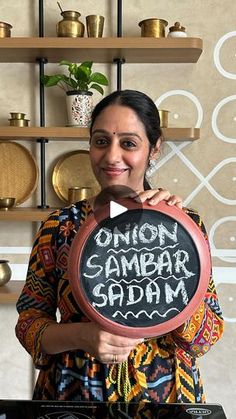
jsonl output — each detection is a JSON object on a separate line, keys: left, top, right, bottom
{"left": 15, "top": 200, "right": 224, "bottom": 403}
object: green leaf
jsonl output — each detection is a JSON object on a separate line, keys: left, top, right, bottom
{"left": 80, "top": 61, "right": 93, "bottom": 69}
{"left": 41, "top": 74, "right": 64, "bottom": 87}
{"left": 90, "top": 83, "right": 104, "bottom": 95}
{"left": 76, "top": 65, "right": 91, "bottom": 82}
{"left": 60, "top": 75, "right": 77, "bottom": 90}
{"left": 90, "top": 72, "right": 109, "bottom": 86}
{"left": 59, "top": 60, "right": 73, "bottom": 67}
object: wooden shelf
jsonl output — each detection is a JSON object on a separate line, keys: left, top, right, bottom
{"left": 0, "top": 126, "right": 200, "bottom": 141}
{"left": 0, "top": 126, "right": 89, "bottom": 140}
{"left": 0, "top": 207, "right": 56, "bottom": 221}
{"left": 162, "top": 127, "right": 200, "bottom": 141}
{"left": 0, "top": 280, "right": 24, "bottom": 304}
{"left": 0, "top": 37, "right": 203, "bottom": 63}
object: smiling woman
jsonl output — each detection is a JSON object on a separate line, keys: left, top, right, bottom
{"left": 15, "top": 90, "right": 224, "bottom": 403}
{"left": 89, "top": 90, "right": 162, "bottom": 193}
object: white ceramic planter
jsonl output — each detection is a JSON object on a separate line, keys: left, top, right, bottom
{"left": 66, "top": 91, "right": 93, "bottom": 127}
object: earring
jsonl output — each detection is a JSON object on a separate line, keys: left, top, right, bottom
{"left": 146, "top": 159, "right": 157, "bottom": 177}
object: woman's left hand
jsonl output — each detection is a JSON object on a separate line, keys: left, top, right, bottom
{"left": 132, "top": 188, "right": 183, "bottom": 209}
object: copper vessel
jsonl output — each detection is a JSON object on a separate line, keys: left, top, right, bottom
{"left": 139, "top": 18, "right": 168, "bottom": 38}
{"left": 0, "top": 260, "right": 12, "bottom": 286}
{"left": 56, "top": 10, "right": 85, "bottom": 37}
{"left": 0, "top": 21, "right": 12, "bottom": 38}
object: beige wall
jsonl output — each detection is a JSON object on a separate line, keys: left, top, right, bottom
{"left": 0, "top": 1, "right": 235, "bottom": 418}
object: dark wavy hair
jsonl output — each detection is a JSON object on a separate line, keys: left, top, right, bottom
{"left": 90, "top": 89, "right": 162, "bottom": 189}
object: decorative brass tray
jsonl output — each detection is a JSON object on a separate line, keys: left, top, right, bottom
{"left": 52, "top": 149, "right": 100, "bottom": 202}
{"left": 0, "top": 141, "right": 39, "bottom": 204}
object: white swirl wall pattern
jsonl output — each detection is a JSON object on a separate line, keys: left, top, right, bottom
{"left": 151, "top": 36, "right": 236, "bottom": 324}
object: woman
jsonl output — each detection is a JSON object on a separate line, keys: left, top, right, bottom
{"left": 15, "top": 90, "right": 224, "bottom": 403}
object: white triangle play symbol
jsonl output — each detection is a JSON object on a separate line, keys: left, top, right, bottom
{"left": 110, "top": 201, "right": 128, "bottom": 218}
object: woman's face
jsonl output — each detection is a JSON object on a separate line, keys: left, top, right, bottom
{"left": 90, "top": 104, "right": 158, "bottom": 192}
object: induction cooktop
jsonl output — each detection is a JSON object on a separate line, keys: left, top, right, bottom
{"left": 0, "top": 400, "right": 227, "bottom": 419}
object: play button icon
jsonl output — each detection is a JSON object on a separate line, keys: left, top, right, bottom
{"left": 110, "top": 200, "right": 128, "bottom": 218}
{"left": 93, "top": 185, "right": 143, "bottom": 226}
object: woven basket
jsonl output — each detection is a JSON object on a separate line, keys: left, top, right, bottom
{"left": 0, "top": 141, "right": 39, "bottom": 204}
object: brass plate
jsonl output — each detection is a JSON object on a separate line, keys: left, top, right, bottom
{"left": 52, "top": 150, "right": 100, "bottom": 203}
{"left": 0, "top": 141, "right": 39, "bottom": 205}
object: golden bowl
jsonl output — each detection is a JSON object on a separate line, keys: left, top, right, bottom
{"left": 8, "top": 118, "right": 30, "bottom": 127}
{"left": 0, "top": 197, "right": 16, "bottom": 211}
{"left": 10, "top": 112, "right": 26, "bottom": 120}
{"left": 139, "top": 18, "right": 168, "bottom": 38}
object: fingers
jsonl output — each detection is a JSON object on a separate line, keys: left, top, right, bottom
{"left": 130, "top": 189, "right": 183, "bottom": 209}
{"left": 166, "top": 194, "right": 183, "bottom": 209}
{"left": 83, "top": 323, "right": 143, "bottom": 364}
{"left": 101, "top": 339, "right": 144, "bottom": 364}
{"left": 131, "top": 188, "right": 171, "bottom": 205}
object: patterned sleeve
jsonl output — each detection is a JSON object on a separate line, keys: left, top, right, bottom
{"left": 15, "top": 210, "right": 60, "bottom": 369}
{"left": 172, "top": 209, "right": 224, "bottom": 357}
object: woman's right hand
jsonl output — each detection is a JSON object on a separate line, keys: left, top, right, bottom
{"left": 78, "top": 321, "right": 142, "bottom": 364}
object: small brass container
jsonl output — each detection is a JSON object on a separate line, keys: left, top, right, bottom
{"left": 57, "top": 10, "right": 85, "bottom": 37}
{"left": 9, "top": 118, "right": 30, "bottom": 127}
{"left": 0, "top": 197, "right": 16, "bottom": 211}
{"left": 139, "top": 18, "right": 168, "bottom": 38}
{"left": 0, "top": 260, "right": 12, "bottom": 287}
{"left": 10, "top": 112, "right": 26, "bottom": 120}
{"left": 86, "top": 15, "right": 105, "bottom": 37}
{"left": 68, "top": 187, "right": 92, "bottom": 204}
{"left": 159, "top": 110, "right": 169, "bottom": 128}
{"left": 0, "top": 21, "right": 12, "bottom": 38}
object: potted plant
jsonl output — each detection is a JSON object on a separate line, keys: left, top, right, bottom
{"left": 41, "top": 60, "right": 109, "bottom": 127}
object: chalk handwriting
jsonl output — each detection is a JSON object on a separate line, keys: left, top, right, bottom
{"left": 82, "top": 218, "right": 198, "bottom": 323}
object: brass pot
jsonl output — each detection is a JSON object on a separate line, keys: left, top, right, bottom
{"left": 139, "top": 18, "right": 168, "bottom": 38}
{"left": 0, "top": 21, "right": 12, "bottom": 38}
{"left": 56, "top": 10, "right": 85, "bottom": 37}
{"left": 159, "top": 110, "right": 169, "bottom": 128}
{"left": 0, "top": 260, "right": 12, "bottom": 286}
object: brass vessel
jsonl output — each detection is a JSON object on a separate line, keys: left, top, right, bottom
{"left": 159, "top": 110, "right": 170, "bottom": 128}
{"left": 0, "top": 260, "right": 12, "bottom": 286}
{"left": 10, "top": 112, "right": 26, "bottom": 120}
{"left": 139, "top": 18, "right": 168, "bottom": 38}
{"left": 56, "top": 10, "right": 85, "bottom": 37}
{"left": 86, "top": 15, "right": 105, "bottom": 37}
{"left": 0, "top": 197, "right": 16, "bottom": 211}
{"left": 9, "top": 118, "right": 30, "bottom": 127}
{"left": 0, "top": 21, "right": 12, "bottom": 38}
{"left": 68, "top": 187, "right": 92, "bottom": 204}
{"left": 9, "top": 112, "right": 30, "bottom": 126}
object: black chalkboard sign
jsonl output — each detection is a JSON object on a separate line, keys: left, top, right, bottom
{"left": 68, "top": 200, "right": 211, "bottom": 338}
